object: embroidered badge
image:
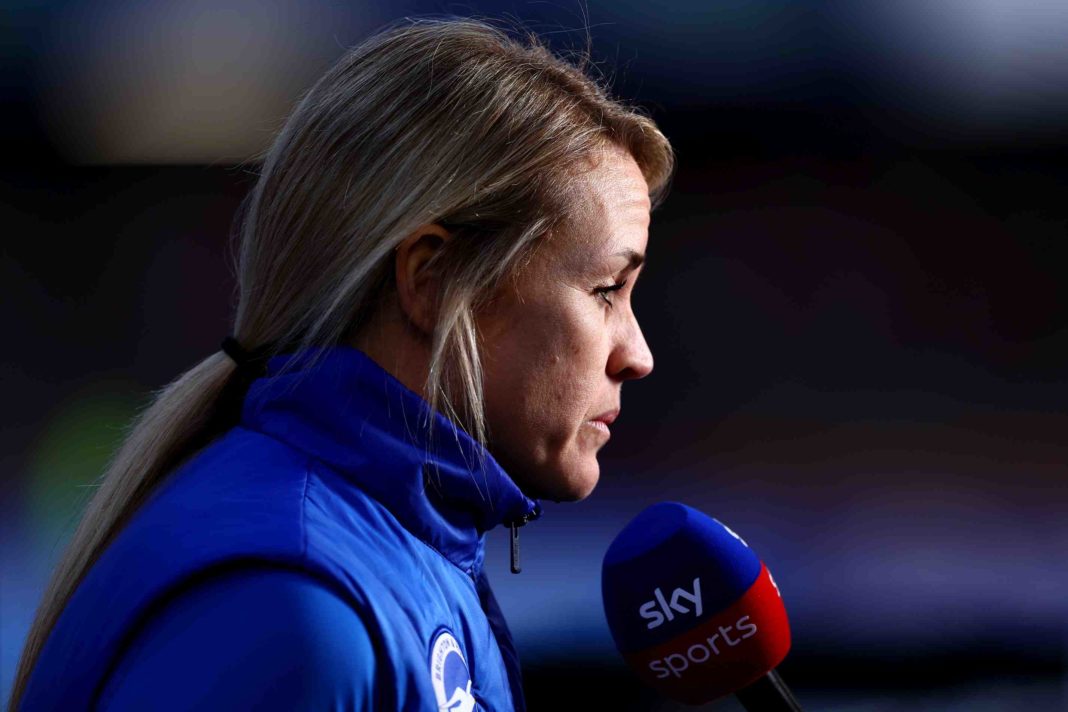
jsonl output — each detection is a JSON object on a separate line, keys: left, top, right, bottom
{"left": 429, "top": 628, "right": 475, "bottom": 712}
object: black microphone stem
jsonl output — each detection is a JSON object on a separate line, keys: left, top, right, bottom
{"left": 734, "top": 670, "right": 804, "bottom": 712}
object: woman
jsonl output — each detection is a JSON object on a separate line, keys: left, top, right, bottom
{"left": 11, "top": 17, "right": 673, "bottom": 712}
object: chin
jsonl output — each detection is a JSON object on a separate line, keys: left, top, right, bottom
{"left": 568, "top": 476, "right": 600, "bottom": 502}
{"left": 536, "top": 461, "right": 601, "bottom": 503}
{"left": 496, "top": 443, "right": 601, "bottom": 503}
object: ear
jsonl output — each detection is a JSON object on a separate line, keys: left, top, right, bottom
{"left": 393, "top": 223, "right": 453, "bottom": 336}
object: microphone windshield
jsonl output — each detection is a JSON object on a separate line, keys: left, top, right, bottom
{"left": 601, "top": 502, "right": 791, "bottom": 705}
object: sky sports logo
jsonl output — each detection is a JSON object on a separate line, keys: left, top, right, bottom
{"left": 639, "top": 578, "right": 703, "bottom": 629}
{"left": 648, "top": 614, "right": 759, "bottom": 679}
{"left": 637, "top": 577, "right": 761, "bottom": 680}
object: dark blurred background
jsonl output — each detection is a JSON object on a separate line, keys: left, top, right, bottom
{"left": 3, "top": 1, "right": 1066, "bottom": 710}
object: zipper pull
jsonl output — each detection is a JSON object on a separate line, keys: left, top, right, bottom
{"left": 508, "top": 502, "right": 543, "bottom": 574}
{"left": 510, "top": 522, "right": 522, "bottom": 574}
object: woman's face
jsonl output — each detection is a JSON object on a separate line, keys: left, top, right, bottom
{"left": 478, "top": 148, "right": 654, "bottom": 502}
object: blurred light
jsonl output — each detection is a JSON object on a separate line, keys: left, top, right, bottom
{"left": 2, "top": 387, "right": 140, "bottom": 704}
{"left": 829, "top": 0, "right": 1068, "bottom": 138}
{"left": 27, "top": 0, "right": 1068, "bottom": 161}
{"left": 37, "top": 0, "right": 381, "bottom": 163}
{"left": 24, "top": 387, "right": 141, "bottom": 550}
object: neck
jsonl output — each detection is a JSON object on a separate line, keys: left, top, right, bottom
{"left": 350, "top": 301, "right": 433, "bottom": 401}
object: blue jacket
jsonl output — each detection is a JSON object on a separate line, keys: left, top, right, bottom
{"left": 19, "top": 346, "right": 542, "bottom": 711}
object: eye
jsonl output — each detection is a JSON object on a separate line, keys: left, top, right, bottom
{"left": 593, "top": 279, "right": 628, "bottom": 307}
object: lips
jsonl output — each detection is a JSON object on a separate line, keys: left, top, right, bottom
{"left": 591, "top": 409, "right": 619, "bottom": 425}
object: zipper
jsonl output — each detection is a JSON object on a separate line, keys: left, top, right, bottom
{"left": 506, "top": 502, "right": 543, "bottom": 574}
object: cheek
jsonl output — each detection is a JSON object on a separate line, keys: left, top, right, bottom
{"left": 482, "top": 296, "right": 605, "bottom": 431}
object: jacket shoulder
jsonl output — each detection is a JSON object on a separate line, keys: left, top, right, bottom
{"left": 96, "top": 566, "right": 379, "bottom": 711}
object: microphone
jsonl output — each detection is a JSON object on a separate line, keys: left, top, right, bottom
{"left": 601, "top": 502, "right": 803, "bottom": 710}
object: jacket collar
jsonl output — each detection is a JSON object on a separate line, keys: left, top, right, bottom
{"left": 239, "top": 345, "right": 541, "bottom": 575}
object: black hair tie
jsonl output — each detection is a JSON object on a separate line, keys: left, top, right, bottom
{"left": 220, "top": 336, "right": 272, "bottom": 379}
{"left": 218, "top": 337, "right": 272, "bottom": 427}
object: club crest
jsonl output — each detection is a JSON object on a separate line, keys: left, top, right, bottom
{"left": 429, "top": 628, "right": 475, "bottom": 712}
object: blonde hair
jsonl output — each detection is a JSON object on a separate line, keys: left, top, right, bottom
{"left": 9, "top": 17, "right": 673, "bottom": 710}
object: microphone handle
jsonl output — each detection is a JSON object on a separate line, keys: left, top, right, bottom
{"left": 734, "top": 669, "right": 804, "bottom": 712}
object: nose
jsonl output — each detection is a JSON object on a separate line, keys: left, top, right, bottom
{"left": 608, "top": 312, "right": 654, "bottom": 382}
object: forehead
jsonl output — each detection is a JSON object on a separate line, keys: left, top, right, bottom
{"left": 548, "top": 149, "right": 652, "bottom": 267}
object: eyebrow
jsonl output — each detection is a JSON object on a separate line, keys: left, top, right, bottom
{"left": 613, "top": 249, "right": 645, "bottom": 271}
